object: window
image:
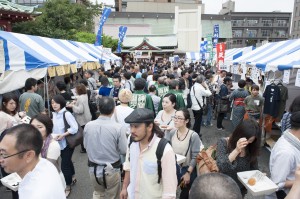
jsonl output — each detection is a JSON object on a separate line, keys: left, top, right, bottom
{"left": 298, "top": 20, "right": 300, "bottom": 30}
{"left": 277, "top": 20, "right": 287, "bottom": 27}
{"left": 277, "top": 30, "right": 286, "bottom": 37}
{"left": 262, "top": 19, "right": 272, "bottom": 27}
{"left": 247, "top": 29, "right": 257, "bottom": 37}
{"left": 232, "top": 20, "right": 244, "bottom": 26}
{"left": 296, "top": 7, "right": 298, "bottom": 17}
{"left": 233, "top": 30, "right": 243, "bottom": 37}
{"left": 262, "top": 29, "right": 271, "bottom": 37}
{"left": 247, "top": 19, "right": 258, "bottom": 26}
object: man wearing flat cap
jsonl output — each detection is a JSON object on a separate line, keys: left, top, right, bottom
{"left": 267, "top": 111, "right": 300, "bottom": 199}
{"left": 120, "top": 108, "right": 177, "bottom": 199}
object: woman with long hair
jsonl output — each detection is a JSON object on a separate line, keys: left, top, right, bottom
{"left": 165, "top": 108, "right": 202, "bottom": 199}
{"left": 51, "top": 95, "right": 78, "bottom": 197}
{"left": 30, "top": 114, "right": 66, "bottom": 190}
{"left": 0, "top": 93, "right": 26, "bottom": 134}
{"left": 67, "top": 84, "right": 91, "bottom": 153}
{"left": 155, "top": 93, "right": 177, "bottom": 132}
{"left": 216, "top": 119, "right": 261, "bottom": 196}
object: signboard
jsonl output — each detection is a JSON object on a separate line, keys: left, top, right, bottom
{"left": 219, "top": 64, "right": 229, "bottom": 72}
{"left": 206, "top": 34, "right": 213, "bottom": 61}
{"left": 283, "top": 70, "right": 290, "bottom": 84}
{"left": 104, "top": 62, "right": 111, "bottom": 71}
{"left": 213, "top": 24, "right": 219, "bottom": 48}
{"left": 56, "top": 65, "right": 66, "bottom": 76}
{"left": 134, "top": 50, "right": 142, "bottom": 58}
{"left": 216, "top": 43, "right": 225, "bottom": 64}
{"left": 47, "top": 67, "right": 56, "bottom": 77}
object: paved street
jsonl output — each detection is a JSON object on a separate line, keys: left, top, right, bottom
{"left": 1, "top": 118, "right": 271, "bottom": 199}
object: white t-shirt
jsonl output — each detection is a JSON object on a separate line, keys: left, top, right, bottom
{"left": 19, "top": 158, "right": 66, "bottom": 199}
{"left": 47, "top": 140, "right": 66, "bottom": 189}
{"left": 111, "top": 106, "right": 134, "bottom": 134}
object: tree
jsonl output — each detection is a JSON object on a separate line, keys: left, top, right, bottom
{"left": 13, "top": 0, "right": 101, "bottom": 40}
{"left": 74, "top": 32, "right": 119, "bottom": 52}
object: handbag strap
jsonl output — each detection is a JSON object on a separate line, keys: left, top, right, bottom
{"left": 62, "top": 111, "right": 70, "bottom": 132}
{"left": 192, "top": 86, "right": 205, "bottom": 109}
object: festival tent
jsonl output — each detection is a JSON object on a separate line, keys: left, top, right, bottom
{"left": 185, "top": 52, "right": 201, "bottom": 61}
{"left": 70, "top": 41, "right": 121, "bottom": 62}
{"left": 232, "top": 39, "right": 300, "bottom": 72}
{"left": 225, "top": 46, "right": 255, "bottom": 62}
{"left": 0, "top": 31, "right": 98, "bottom": 94}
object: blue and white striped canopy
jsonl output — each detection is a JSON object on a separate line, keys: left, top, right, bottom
{"left": 185, "top": 52, "right": 201, "bottom": 61}
{"left": 225, "top": 46, "right": 255, "bottom": 61}
{"left": 70, "top": 41, "right": 121, "bottom": 62}
{"left": 0, "top": 31, "right": 98, "bottom": 71}
{"left": 233, "top": 39, "right": 300, "bottom": 71}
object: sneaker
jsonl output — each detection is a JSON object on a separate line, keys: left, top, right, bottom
{"left": 207, "top": 123, "right": 213, "bottom": 127}
{"left": 202, "top": 122, "right": 207, "bottom": 127}
{"left": 217, "top": 127, "right": 225, "bottom": 131}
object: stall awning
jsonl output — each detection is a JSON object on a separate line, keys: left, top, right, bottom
{"left": 266, "top": 49, "right": 300, "bottom": 71}
{"left": 69, "top": 41, "right": 121, "bottom": 62}
{"left": 0, "top": 31, "right": 98, "bottom": 72}
{"left": 232, "top": 39, "right": 300, "bottom": 71}
{"left": 185, "top": 52, "right": 201, "bottom": 61}
{"left": 225, "top": 46, "right": 255, "bottom": 62}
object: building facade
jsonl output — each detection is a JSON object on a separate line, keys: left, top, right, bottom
{"left": 229, "top": 12, "right": 291, "bottom": 49}
{"left": 291, "top": 0, "right": 300, "bottom": 39}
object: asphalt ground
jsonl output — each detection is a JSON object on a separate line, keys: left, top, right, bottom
{"left": 0, "top": 117, "right": 271, "bottom": 199}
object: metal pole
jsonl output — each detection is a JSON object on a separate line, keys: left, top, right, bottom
{"left": 45, "top": 75, "right": 50, "bottom": 117}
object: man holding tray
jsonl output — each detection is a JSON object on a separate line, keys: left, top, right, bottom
{"left": 267, "top": 111, "right": 300, "bottom": 199}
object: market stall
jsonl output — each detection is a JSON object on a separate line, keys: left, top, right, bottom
{"left": 0, "top": 31, "right": 98, "bottom": 94}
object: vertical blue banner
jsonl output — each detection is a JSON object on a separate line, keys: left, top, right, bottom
{"left": 117, "top": 26, "right": 127, "bottom": 53}
{"left": 200, "top": 39, "right": 207, "bottom": 63}
{"left": 95, "top": 7, "right": 112, "bottom": 46}
{"left": 213, "top": 24, "right": 219, "bottom": 48}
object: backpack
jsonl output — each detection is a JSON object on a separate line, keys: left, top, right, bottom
{"left": 186, "top": 92, "right": 192, "bottom": 108}
{"left": 196, "top": 145, "right": 219, "bottom": 175}
{"left": 128, "top": 137, "right": 171, "bottom": 183}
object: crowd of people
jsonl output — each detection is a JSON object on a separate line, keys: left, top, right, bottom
{"left": 0, "top": 60, "right": 300, "bottom": 199}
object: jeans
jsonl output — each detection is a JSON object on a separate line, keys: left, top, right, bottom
{"left": 193, "top": 109, "right": 203, "bottom": 136}
{"left": 61, "top": 145, "right": 75, "bottom": 185}
{"left": 203, "top": 104, "right": 213, "bottom": 125}
{"left": 179, "top": 166, "right": 197, "bottom": 199}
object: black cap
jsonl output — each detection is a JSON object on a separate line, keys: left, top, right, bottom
{"left": 291, "top": 111, "right": 300, "bottom": 128}
{"left": 125, "top": 108, "right": 154, "bottom": 123}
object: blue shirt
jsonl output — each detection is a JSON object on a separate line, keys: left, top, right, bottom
{"left": 52, "top": 107, "right": 78, "bottom": 150}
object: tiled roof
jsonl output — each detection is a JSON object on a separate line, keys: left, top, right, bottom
{"left": 123, "top": 34, "right": 177, "bottom": 48}
{"left": 0, "top": 0, "right": 41, "bottom": 14}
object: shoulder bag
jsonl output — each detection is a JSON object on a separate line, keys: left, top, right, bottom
{"left": 62, "top": 111, "right": 83, "bottom": 148}
{"left": 192, "top": 86, "right": 208, "bottom": 115}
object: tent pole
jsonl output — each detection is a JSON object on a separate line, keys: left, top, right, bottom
{"left": 45, "top": 75, "right": 50, "bottom": 117}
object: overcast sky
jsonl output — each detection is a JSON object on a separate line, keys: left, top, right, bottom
{"left": 93, "top": 0, "right": 294, "bottom": 14}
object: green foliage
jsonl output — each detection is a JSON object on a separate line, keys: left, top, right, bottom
{"left": 102, "top": 34, "right": 119, "bottom": 52}
{"left": 74, "top": 31, "right": 96, "bottom": 44}
{"left": 13, "top": 0, "right": 101, "bottom": 40}
{"left": 73, "top": 32, "right": 119, "bottom": 52}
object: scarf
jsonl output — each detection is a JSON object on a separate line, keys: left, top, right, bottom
{"left": 283, "top": 130, "right": 300, "bottom": 151}
{"left": 41, "top": 135, "right": 53, "bottom": 158}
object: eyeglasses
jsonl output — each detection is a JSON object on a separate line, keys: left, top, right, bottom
{"left": 0, "top": 149, "right": 30, "bottom": 160}
{"left": 172, "top": 116, "right": 186, "bottom": 121}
